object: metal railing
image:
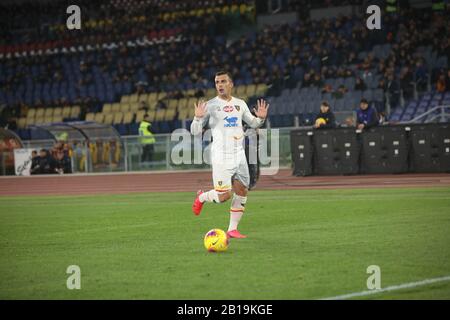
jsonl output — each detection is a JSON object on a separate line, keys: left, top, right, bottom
{"left": 405, "top": 105, "right": 450, "bottom": 124}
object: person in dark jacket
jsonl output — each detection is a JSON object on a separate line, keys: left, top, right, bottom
{"left": 32, "top": 149, "right": 56, "bottom": 174}
{"left": 356, "top": 98, "right": 379, "bottom": 130}
{"left": 314, "top": 101, "right": 336, "bottom": 129}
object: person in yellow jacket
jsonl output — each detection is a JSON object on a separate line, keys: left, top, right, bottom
{"left": 139, "top": 114, "right": 156, "bottom": 163}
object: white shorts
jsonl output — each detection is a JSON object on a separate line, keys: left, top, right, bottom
{"left": 212, "top": 151, "right": 249, "bottom": 192}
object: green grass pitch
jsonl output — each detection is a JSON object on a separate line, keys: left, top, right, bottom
{"left": 1, "top": 187, "right": 449, "bottom": 299}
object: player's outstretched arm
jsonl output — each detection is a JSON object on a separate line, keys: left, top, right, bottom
{"left": 243, "top": 99, "right": 270, "bottom": 128}
{"left": 190, "top": 99, "right": 208, "bottom": 135}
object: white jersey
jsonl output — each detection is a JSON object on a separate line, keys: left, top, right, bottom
{"left": 190, "top": 96, "right": 264, "bottom": 156}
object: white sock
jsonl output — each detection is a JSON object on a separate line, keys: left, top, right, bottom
{"left": 228, "top": 194, "right": 247, "bottom": 231}
{"left": 199, "top": 189, "right": 220, "bottom": 203}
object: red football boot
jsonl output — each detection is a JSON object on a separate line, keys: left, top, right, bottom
{"left": 227, "top": 230, "right": 247, "bottom": 239}
{"left": 192, "top": 190, "right": 204, "bottom": 216}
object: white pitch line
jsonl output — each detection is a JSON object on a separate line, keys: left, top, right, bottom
{"left": 320, "top": 275, "right": 450, "bottom": 300}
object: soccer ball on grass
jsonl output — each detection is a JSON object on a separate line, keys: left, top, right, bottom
{"left": 204, "top": 228, "right": 229, "bottom": 252}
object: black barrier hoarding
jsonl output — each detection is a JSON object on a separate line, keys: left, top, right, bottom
{"left": 360, "top": 126, "right": 409, "bottom": 174}
{"left": 290, "top": 129, "right": 313, "bottom": 176}
{"left": 290, "top": 123, "right": 450, "bottom": 176}
{"left": 407, "top": 123, "right": 450, "bottom": 173}
{"left": 313, "top": 128, "right": 360, "bottom": 175}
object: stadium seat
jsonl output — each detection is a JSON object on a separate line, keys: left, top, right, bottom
{"left": 120, "top": 95, "right": 130, "bottom": 103}
{"left": 27, "top": 108, "right": 36, "bottom": 119}
{"left": 155, "top": 109, "right": 166, "bottom": 121}
{"left": 103, "top": 113, "right": 114, "bottom": 125}
{"left": 44, "top": 108, "right": 53, "bottom": 118}
{"left": 85, "top": 113, "right": 95, "bottom": 122}
{"left": 94, "top": 113, "right": 104, "bottom": 124}
{"left": 167, "top": 99, "right": 179, "bottom": 109}
{"left": 17, "top": 118, "right": 27, "bottom": 128}
{"left": 113, "top": 112, "right": 124, "bottom": 125}
{"left": 53, "top": 107, "right": 62, "bottom": 116}
{"left": 70, "top": 106, "right": 81, "bottom": 119}
{"left": 52, "top": 115, "right": 63, "bottom": 123}
{"left": 35, "top": 108, "right": 45, "bottom": 118}
{"left": 103, "top": 103, "right": 112, "bottom": 113}
{"left": 111, "top": 103, "right": 121, "bottom": 113}
{"left": 135, "top": 110, "right": 146, "bottom": 123}
{"left": 123, "top": 112, "right": 134, "bottom": 124}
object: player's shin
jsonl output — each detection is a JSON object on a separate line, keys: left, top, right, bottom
{"left": 228, "top": 194, "right": 247, "bottom": 231}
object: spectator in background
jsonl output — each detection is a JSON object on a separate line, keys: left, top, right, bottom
{"left": 139, "top": 114, "right": 156, "bottom": 163}
{"left": 356, "top": 98, "right": 379, "bottom": 131}
{"left": 54, "top": 149, "right": 72, "bottom": 174}
{"left": 314, "top": 101, "right": 336, "bottom": 129}
{"left": 436, "top": 73, "right": 447, "bottom": 93}
{"left": 30, "top": 150, "right": 39, "bottom": 175}
{"left": 31, "top": 149, "right": 55, "bottom": 174}
{"left": 355, "top": 77, "right": 367, "bottom": 91}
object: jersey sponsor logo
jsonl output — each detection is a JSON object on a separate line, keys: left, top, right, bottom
{"left": 223, "top": 105, "right": 234, "bottom": 112}
{"left": 224, "top": 116, "right": 238, "bottom": 127}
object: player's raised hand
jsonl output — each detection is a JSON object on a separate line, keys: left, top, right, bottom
{"left": 194, "top": 99, "right": 207, "bottom": 118}
{"left": 253, "top": 99, "right": 269, "bottom": 119}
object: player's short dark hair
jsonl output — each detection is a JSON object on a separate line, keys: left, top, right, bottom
{"left": 321, "top": 101, "right": 330, "bottom": 107}
{"left": 143, "top": 114, "right": 149, "bottom": 120}
{"left": 215, "top": 70, "right": 233, "bottom": 81}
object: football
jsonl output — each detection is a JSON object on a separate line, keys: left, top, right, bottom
{"left": 204, "top": 229, "right": 229, "bottom": 252}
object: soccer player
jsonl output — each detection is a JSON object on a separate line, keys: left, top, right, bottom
{"left": 191, "top": 71, "right": 269, "bottom": 239}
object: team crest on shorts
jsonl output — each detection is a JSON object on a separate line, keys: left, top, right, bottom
{"left": 235, "top": 105, "right": 240, "bottom": 111}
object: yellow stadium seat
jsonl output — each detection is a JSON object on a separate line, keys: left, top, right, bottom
{"left": 94, "top": 113, "right": 104, "bottom": 124}
{"left": 206, "top": 88, "right": 216, "bottom": 99}
{"left": 120, "top": 95, "right": 130, "bottom": 103}
{"left": 18, "top": 118, "right": 27, "bottom": 128}
{"left": 148, "top": 100, "right": 158, "bottom": 110}
{"left": 164, "top": 109, "right": 176, "bottom": 121}
{"left": 35, "top": 108, "right": 45, "bottom": 118}
{"left": 27, "top": 117, "right": 35, "bottom": 125}
{"left": 129, "top": 94, "right": 139, "bottom": 103}
{"left": 44, "top": 108, "right": 53, "bottom": 117}
{"left": 27, "top": 108, "right": 36, "bottom": 119}
{"left": 53, "top": 107, "right": 62, "bottom": 116}
{"left": 129, "top": 103, "right": 140, "bottom": 113}
{"left": 185, "top": 89, "right": 196, "bottom": 97}
{"left": 157, "top": 92, "right": 167, "bottom": 100}
{"left": 135, "top": 110, "right": 146, "bottom": 123}
{"left": 62, "top": 106, "right": 71, "bottom": 118}
{"left": 123, "top": 112, "right": 134, "bottom": 124}
{"left": 187, "top": 97, "right": 199, "bottom": 108}
{"left": 113, "top": 112, "right": 124, "bottom": 125}
{"left": 178, "top": 109, "right": 189, "bottom": 120}
{"left": 103, "top": 103, "right": 112, "bottom": 113}
{"left": 120, "top": 103, "right": 130, "bottom": 112}
{"left": 85, "top": 113, "right": 95, "bottom": 122}
{"left": 70, "top": 106, "right": 81, "bottom": 118}
{"left": 111, "top": 103, "right": 121, "bottom": 113}
{"left": 148, "top": 92, "right": 158, "bottom": 103}
{"left": 167, "top": 99, "right": 179, "bottom": 109}
{"left": 236, "top": 85, "right": 247, "bottom": 97}
{"left": 52, "top": 115, "right": 63, "bottom": 123}
{"left": 246, "top": 84, "right": 257, "bottom": 97}
{"left": 103, "top": 114, "right": 113, "bottom": 125}
{"left": 255, "top": 83, "right": 268, "bottom": 96}
{"left": 138, "top": 94, "right": 148, "bottom": 103}
{"left": 147, "top": 110, "right": 156, "bottom": 122}
{"left": 155, "top": 109, "right": 165, "bottom": 121}
{"left": 178, "top": 98, "right": 188, "bottom": 109}
{"left": 35, "top": 117, "right": 45, "bottom": 125}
